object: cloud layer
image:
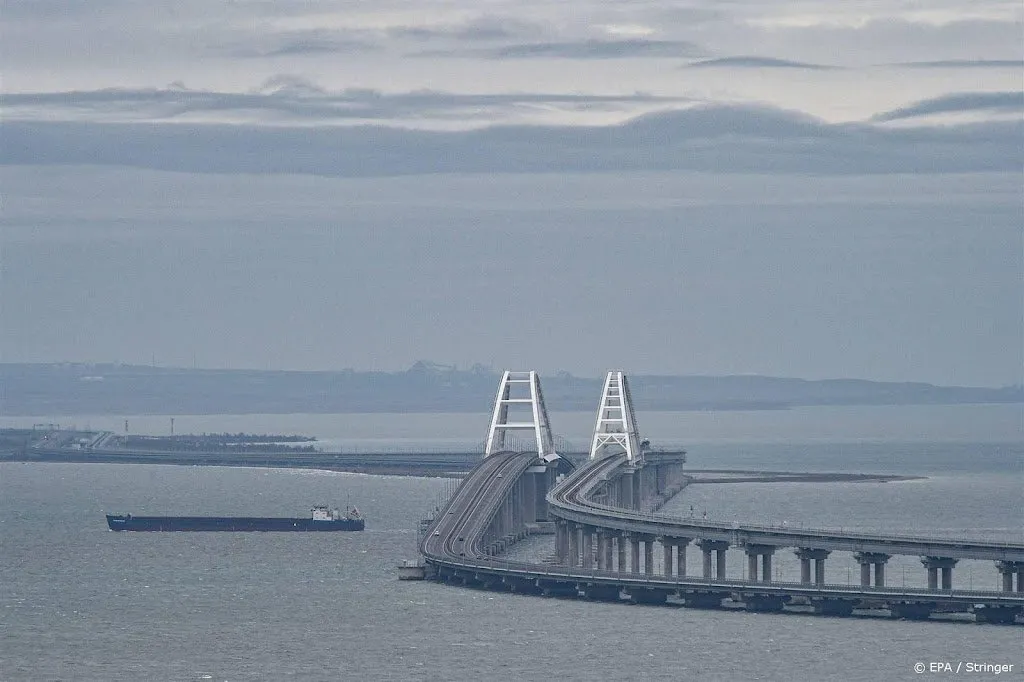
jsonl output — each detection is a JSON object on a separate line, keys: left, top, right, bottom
{"left": 3, "top": 105, "right": 1019, "bottom": 178}
{"left": 872, "top": 91, "right": 1023, "bottom": 121}
{"left": 1, "top": 84, "right": 685, "bottom": 126}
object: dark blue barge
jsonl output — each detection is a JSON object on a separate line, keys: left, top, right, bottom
{"left": 106, "top": 505, "right": 364, "bottom": 531}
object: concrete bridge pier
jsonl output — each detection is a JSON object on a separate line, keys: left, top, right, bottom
{"left": 698, "top": 539, "right": 729, "bottom": 580}
{"left": 745, "top": 544, "right": 776, "bottom": 583}
{"left": 628, "top": 533, "right": 641, "bottom": 574}
{"left": 854, "top": 552, "right": 890, "bottom": 587}
{"left": 568, "top": 523, "right": 580, "bottom": 567}
{"left": 662, "top": 538, "right": 675, "bottom": 576}
{"left": 632, "top": 467, "right": 643, "bottom": 509}
{"left": 509, "top": 480, "right": 520, "bottom": 534}
{"left": 596, "top": 531, "right": 614, "bottom": 569}
{"left": 643, "top": 535, "right": 655, "bottom": 575}
{"left": 542, "top": 466, "right": 558, "bottom": 520}
{"left": 795, "top": 548, "right": 830, "bottom": 585}
{"left": 521, "top": 471, "right": 536, "bottom": 523}
{"left": 554, "top": 520, "right": 567, "bottom": 563}
{"left": 667, "top": 536, "right": 692, "bottom": 573}
{"left": 582, "top": 526, "right": 594, "bottom": 569}
{"left": 922, "top": 556, "right": 958, "bottom": 590}
{"left": 996, "top": 561, "right": 1024, "bottom": 592}
{"left": 616, "top": 534, "right": 627, "bottom": 572}
{"left": 606, "top": 478, "right": 618, "bottom": 507}
{"left": 618, "top": 470, "right": 636, "bottom": 510}
{"left": 644, "top": 464, "right": 658, "bottom": 503}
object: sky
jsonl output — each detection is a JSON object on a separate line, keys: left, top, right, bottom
{"left": 1, "top": 1, "right": 1022, "bottom": 387}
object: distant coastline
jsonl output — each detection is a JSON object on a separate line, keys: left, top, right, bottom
{"left": 0, "top": 361, "right": 1019, "bottom": 417}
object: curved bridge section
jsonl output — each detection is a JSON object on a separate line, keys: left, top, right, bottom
{"left": 417, "top": 370, "right": 1024, "bottom": 624}
{"left": 543, "top": 446, "right": 1024, "bottom": 621}
{"left": 421, "top": 450, "right": 567, "bottom": 564}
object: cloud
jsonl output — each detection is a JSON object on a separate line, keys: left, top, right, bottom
{"left": 414, "top": 38, "right": 704, "bottom": 59}
{"left": 228, "top": 30, "right": 383, "bottom": 57}
{"left": 893, "top": 59, "right": 1024, "bottom": 69}
{"left": 686, "top": 56, "right": 837, "bottom": 70}
{"left": 3, "top": 105, "right": 1019, "bottom": 178}
{"left": 873, "top": 91, "right": 1024, "bottom": 121}
{"left": 727, "top": 17, "right": 1023, "bottom": 67}
{"left": 0, "top": 85, "right": 687, "bottom": 126}
{"left": 388, "top": 16, "right": 545, "bottom": 42}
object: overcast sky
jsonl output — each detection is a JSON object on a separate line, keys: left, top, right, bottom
{"left": 1, "top": 1, "right": 1022, "bottom": 386}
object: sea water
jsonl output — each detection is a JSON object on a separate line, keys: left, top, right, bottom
{"left": 0, "top": 405, "right": 1020, "bottom": 681}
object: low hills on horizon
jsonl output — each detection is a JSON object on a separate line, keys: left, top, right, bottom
{"left": 1, "top": 361, "right": 1020, "bottom": 416}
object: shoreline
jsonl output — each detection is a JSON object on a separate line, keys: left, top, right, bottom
{"left": 0, "top": 452, "right": 922, "bottom": 483}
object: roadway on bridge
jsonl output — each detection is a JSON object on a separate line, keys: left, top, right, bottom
{"left": 421, "top": 450, "right": 1024, "bottom": 611}
{"left": 549, "top": 452, "right": 1024, "bottom": 562}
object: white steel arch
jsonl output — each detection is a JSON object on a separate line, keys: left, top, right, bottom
{"left": 589, "top": 370, "right": 645, "bottom": 463}
{"left": 484, "top": 370, "right": 557, "bottom": 459}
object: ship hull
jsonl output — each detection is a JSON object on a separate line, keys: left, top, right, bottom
{"left": 106, "top": 515, "right": 364, "bottom": 532}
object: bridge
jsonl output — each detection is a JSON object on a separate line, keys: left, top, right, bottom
{"left": 419, "top": 370, "right": 1024, "bottom": 624}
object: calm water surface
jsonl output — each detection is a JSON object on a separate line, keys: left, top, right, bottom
{"left": 1, "top": 406, "right": 1021, "bottom": 681}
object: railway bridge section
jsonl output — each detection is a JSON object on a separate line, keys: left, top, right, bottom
{"left": 419, "top": 370, "right": 1024, "bottom": 624}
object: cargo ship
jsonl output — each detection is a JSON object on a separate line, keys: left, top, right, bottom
{"left": 106, "top": 505, "right": 364, "bottom": 531}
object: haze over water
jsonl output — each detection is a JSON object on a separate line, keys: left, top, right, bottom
{"left": 1, "top": 404, "right": 1021, "bottom": 680}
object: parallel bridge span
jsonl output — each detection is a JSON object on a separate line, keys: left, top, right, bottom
{"left": 548, "top": 453, "right": 1024, "bottom": 563}
{"left": 418, "top": 370, "right": 1024, "bottom": 624}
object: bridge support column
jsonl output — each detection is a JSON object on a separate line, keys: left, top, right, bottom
{"left": 568, "top": 523, "right": 580, "bottom": 568}
{"left": 745, "top": 545, "right": 775, "bottom": 583}
{"left": 996, "top": 561, "right": 1024, "bottom": 592}
{"left": 616, "top": 534, "right": 627, "bottom": 572}
{"left": 656, "top": 463, "right": 667, "bottom": 496}
{"left": 795, "top": 548, "right": 830, "bottom": 585}
{"left": 629, "top": 534, "right": 641, "bottom": 574}
{"left": 582, "top": 526, "right": 594, "bottom": 569}
{"left": 619, "top": 471, "right": 635, "bottom": 510}
{"left": 539, "top": 467, "right": 557, "bottom": 521}
{"left": 633, "top": 467, "right": 643, "bottom": 510}
{"left": 854, "top": 552, "right": 890, "bottom": 587}
{"left": 522, "top": 471, "right": 536, "bottom": 523}
{"left": 661, "top": 539, "right": 674, "bottom": 576}
{"left": 510, "top": 480, "right": 520, "bottom": 536}
{"left": 698, "top": 539, "right": 729, "bottom": 580}
{"left": 921, "top": 557, "right": 958, "bottom": 590}
{"left": 676, "top": 539, "right": 689, "bottom": 577}
{"left": 643, "top": 536, "right": 655, "bottom": 575}
{"left": 598, "top": 531, "right": 615, "bottom": 570}
{"left": 554, "top": 520, "right": 566, "bottom": 563}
